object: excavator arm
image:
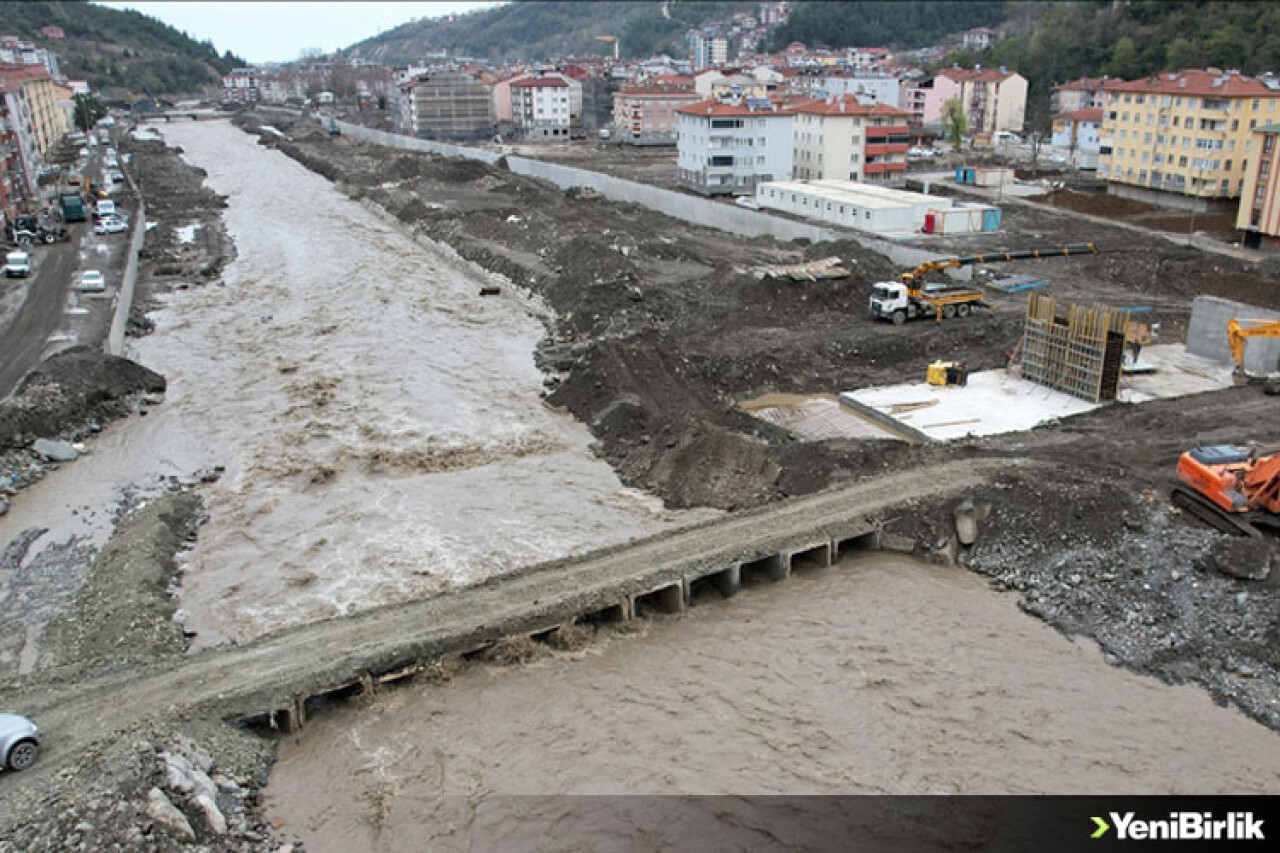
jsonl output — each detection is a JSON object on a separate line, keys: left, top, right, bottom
{"left": 1227, "top": 319, "right": 1280, "bottom": 376}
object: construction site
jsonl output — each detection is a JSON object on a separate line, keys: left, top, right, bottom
{"left": 1, "top": 109, "right": 1279, "bottom": 850}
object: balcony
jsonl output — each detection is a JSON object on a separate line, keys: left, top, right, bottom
{"left": 864, "top": 161, "right": 907, "bottom": 175}
{"left": 865, "top": 124, "right": 910, "bottom": 139}
{"left": 864, "top": 142, "right": 909, "bottom": 156}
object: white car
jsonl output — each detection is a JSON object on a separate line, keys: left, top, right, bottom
{"left": 78, "top": 270, "right": 106, "bottom": 292}
{"left": 0, "top": 713, "right": 40, "bottom": 772}
{"left": 94, "top": 216, "right": 128, "bottom": 235}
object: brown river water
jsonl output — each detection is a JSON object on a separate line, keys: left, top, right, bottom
{"left": 265, "top": 552, "right": 1280, "bottom": 852}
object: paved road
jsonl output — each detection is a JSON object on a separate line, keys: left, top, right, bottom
{"left": 0, "top": 229, "right": 84, "bottom": 399}
{"left": 0, "top": 457, "right": 1014, "bottom": 812}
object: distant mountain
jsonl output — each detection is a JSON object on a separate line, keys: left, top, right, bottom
{"left": 342, "top": 1, "right": 756, "bottom": 64}
{"left": 4, "top": 1, "right": 245, "bottom": 96}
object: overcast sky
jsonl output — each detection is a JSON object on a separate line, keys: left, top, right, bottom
{"left": 96, "top": 2, "right": 503, "bottom": 64}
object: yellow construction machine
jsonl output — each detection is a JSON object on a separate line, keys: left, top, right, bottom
{"left": 1227, "top": 318, "right": 1280, "bottom": 383}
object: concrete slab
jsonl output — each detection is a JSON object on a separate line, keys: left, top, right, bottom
{"left": 842, "top": 371, "right": 1097, "bottom": 442}
{"left": 1118, "top": 344, "right": 1234, "bottom": 401}
{"left": 745, "top": 396, "right": 898, "bottom": 440}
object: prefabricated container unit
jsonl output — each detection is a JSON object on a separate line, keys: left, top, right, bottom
{"left": 955, "top": 167, "right": 976, "bottom": 185}
{"left": 973, "top": 168, "right": 1011, "bottom": 188}
{"left": 924, "top": 203, "right": 1002, "bottom": 235}
{"left": 755, "top": 182, "right": 922, "bottom": 233}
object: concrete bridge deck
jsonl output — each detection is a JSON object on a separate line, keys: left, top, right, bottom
{"left": 0, "top": 457, "right": 1015, "bottom": 800}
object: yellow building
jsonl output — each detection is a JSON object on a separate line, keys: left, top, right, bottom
{"left": 1099, "top": 70, "right": 1280, "bottom": 207}
{"left": 1237, "top": 123, "right": 1280, "bottom": 243}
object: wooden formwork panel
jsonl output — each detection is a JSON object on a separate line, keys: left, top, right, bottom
{"left": 1019, "top": 294, "right": 1129, "bottom": 403}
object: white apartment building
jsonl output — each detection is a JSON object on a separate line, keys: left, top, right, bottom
{"left": 791, "top": 94, "right": 912, "bottom": 184}
{"left": 512, "top": 77, "right": 572, "bottom": 139}
{"left": 813, "top": 72, "right": 901, "bottom": 107}
{"left": 676, "top": 97, "right": 794, "bottom": 195}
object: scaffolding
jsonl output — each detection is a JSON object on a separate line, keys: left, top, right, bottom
{"left": 1019, "top": 294, "right": 1129, "bottom": 403}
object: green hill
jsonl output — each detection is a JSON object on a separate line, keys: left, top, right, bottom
{"left": 343, "top": 1, "right": 756, "bottom": 64}
{"left": 4, "top": 1, "right": 245, "bottom": 96}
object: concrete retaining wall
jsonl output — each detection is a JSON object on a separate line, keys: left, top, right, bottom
{"left": 1186, "top": 295, "right": 1280, "bottom": 375}
{"left": 325, "top": 117, "right": 963, "bottom": 276}
{"left": 106, "top": 191, "right": 147, "bottom": 356}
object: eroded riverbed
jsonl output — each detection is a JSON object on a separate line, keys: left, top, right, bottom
{"left": 264, "top": 552, "right": 1280, "bottom": 852}
{"left": 0, "top": 119, "right": 712, "bottom": 660}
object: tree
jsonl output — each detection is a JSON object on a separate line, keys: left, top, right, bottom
{"left": 1106, "top": 36, "right": 1141, "bottom": 78}
{"left": 942, "top": 96, "right": 967, "bottom": 151}
{"left": 1165, "top": 38, "right": 1199, "bottom": 70}
{"left": 72, "top": 94, "right": 106, "bottom": 132}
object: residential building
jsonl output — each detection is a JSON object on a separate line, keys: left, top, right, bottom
{"left": 511, "top": 77, "right": 572, "bottom": 139}
{"left": 709, "top": 72, "right": 773, "bottom": 99}
{"left": 1052, "top": 107, "right": 1104, "bottom": 153}
{"left": 813, "top": 72, "right": 901, "bottom": 107}
{"left": 1052, "top": 76, "right": 1109, "bottom": 114}
{"left": 759, "top": 2, "right": 790, "bottom": 27}
{"left": 0, "top": 63, "right": 67, "bottom": 210}
{"left": 398, "top": 69, "right": 492, "bottom": 140}
{"left": 690, "top": 30, "right": 729, "bottom": 71}
{"left": 1098, "top": 69, "right": 1280, "bottom": 207}
{"left": 929, "top": 67, "right": 1027, "bottom": 138}
{"left": 221, "top": 68, "right": 261, "bottom": 104}
{"left": 0, "top": 86, "right": 23, "bottom": 222}
{"left": 791, "top": 94, "right": 912, "bottom": 184}
{"left": 848, "top": 47, "right": 891, "bottom": 70}
{"left": 960, "top": 27, "right": 996, "bottom": 52}
{"left": 0, "top": 36, "right": 60, "bottom": 79}
{"left": 1237, "top": 123, "right": 1280, "bottom": 243}
{"left": 613, "top": 84, "right": 702, "bottom": 145}
{"left": 676, "top": 96, "right": 794, "bottom": 195}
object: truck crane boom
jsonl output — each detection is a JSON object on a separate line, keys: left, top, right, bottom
{"left": 869, "top": 242, "right": 1100, "bottom": 325}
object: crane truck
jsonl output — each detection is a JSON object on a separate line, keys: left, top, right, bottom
{"left": 869, "top": 243, "right": 1100, "bottom": 325}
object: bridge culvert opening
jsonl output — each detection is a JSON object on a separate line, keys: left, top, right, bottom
{"left": 741, "top": 553, "right": 787, "bottom": 586}
{"left": 303, "top": 682, "right": 367, "bottom": 721}
{"left": 789, "top": 543, "right": 831, "bottom": 573}
{"left": 578, "top": 601, "right": 630, "bottom": 626}
{"left": 836, "top": 530, "right": 881, "bottom": 558}
{"left": 635, "top": 583, "right": 685, "bottom": 616}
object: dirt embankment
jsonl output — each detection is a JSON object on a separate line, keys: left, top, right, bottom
{"left": 241, "top": 112, "right": 1279, "bottom": 731}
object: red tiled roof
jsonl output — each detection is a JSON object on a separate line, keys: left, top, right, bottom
{"left": 0, "top": 63, "right": 52, "bottom": 89}
{"left": 511, "top": 77, "right": 568, "bottom": 89}
{"left": 1054, "top": 76, "right": 1107, "bottom": 92}
{"left": 1103, "top": 69, "right": 1280, "bottom": 98}
{"left": 791, "top": 94, "right": 911, "bottom": 117}
{"left": 1058, "top": 107, "right": 1105, "bottom": 123}
{"left": 617, "top": 85, "right": 697, "bottom": 98}
{"left": 675, "top": 97, "right": 793, "bottom": 117}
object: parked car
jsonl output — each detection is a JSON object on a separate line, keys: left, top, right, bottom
{"left": 4, "top": 251, "right": 31, "bottom": 278}
{"left": 994, "top": 130, "right": 1020, "bottom": 144}
{"left": 94, "top": 216, "right": 128, "bottom": 235}
{"left": 94, "top": 200, "right": 117, "bottom": 220}
{"left": 78, "top": 270, "right": 106, "bottom": 292}
{"left": 108, "top": 170, "right": 126, "bottom": 184}
{"left": 0, "top": 713, "right": 40, "bottom": 772}
{"left": 908, "top": 146, "right": 941, "bottom": 157}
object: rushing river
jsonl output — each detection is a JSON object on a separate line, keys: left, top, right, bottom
{"left": 264, "top": 551, "right": 1280, "bottom": 852}
{"left": 0, "top": 119, "right": 712, "bottom": 656}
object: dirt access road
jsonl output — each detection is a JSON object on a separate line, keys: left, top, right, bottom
{"left": 0, "top": 458, "right": 1004, "bottom": 816}
{"left": 0, "top": 231, "right": 86, "bottom": 399}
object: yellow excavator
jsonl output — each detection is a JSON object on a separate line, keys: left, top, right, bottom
{"left": 1227, "top": 318, "right": 1280, "bottom": 383}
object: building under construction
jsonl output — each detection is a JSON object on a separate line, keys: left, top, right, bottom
{"left": 398, "top": 70, "right": 493, "bottom": 141}
{"left": 1018, "top": 294, "right": 1128, "bottom": 403}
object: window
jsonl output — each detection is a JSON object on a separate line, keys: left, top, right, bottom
{"left": 1254, "top": 99, "right": 1261, "bottom": 110}
{"left": 1142, "top": 151, "right": 1149, "bottom": 162}
{"left": 1124, "top": 94, "right": 1132, "bottom": 104}
{"left": 1136, "top": 95, "right": 1145, "bottom": 105}
{"left": 1179, "top": 155, "right": 1187, "bottom": 166}
{"left": 1266, "top": 136, "right": 1277, "bottom": 155}
{"left": 1172, "top": 116, "right": 1180, "bottom": 127}
{"left": 1220, "top": 179, "right": 1230, "bottom": 194}
{"left": 1122, "top": 111, "right": 1130, "bottom": 121}
{"left": 1250, "top": 119, "right": 1258, "bottom": 129}
{"left": 1232, "top": 119, "right": 1239, "bottom": 131}
{"left": 1262, "top": 162, "right": 1271, "bottom": 179}
{"left": 1225, "top": 159, "right": 1232, "bottom": 170}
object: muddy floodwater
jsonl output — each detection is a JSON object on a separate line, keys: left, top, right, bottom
{"left": 0, "top": 119, "right": 711, "bottom": 657}
{"left": 265, "top": 552, "right": 1280, "bottom": 851}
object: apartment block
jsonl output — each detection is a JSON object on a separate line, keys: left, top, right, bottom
{"left": 221, "top": 68, "right": 261, "bottom": 103}
{"left": 613, "top": 85, "right": 702, "bottom": 145}
{"left": 1098, "top": 70, "right": 1280, "bottom": 207}
{"left": 511, "top": 77, "right": 572, "bottom": 139}
{"left": 791, "top": 94, "right": 912, "bottom": 184}
{"left": 398, "top": 70, "right": 493, "bottom": 141}
{"left": 1236, "top": 123, "right": 1280, "bottom": 244}
{"left": 0, "top": 63, "right": 67, "bottom": 208}
{"left": 1051, "top": 107, "right": 1104, "bottom": 153}
{"left": 676, "top": 97, "right": 794, "bottom": 195}
{"left": 1052, "top": 76, "right": 1109, "bottom": 114}
{"left": 930, "top": 67, "right": 1027, "bottom": 138}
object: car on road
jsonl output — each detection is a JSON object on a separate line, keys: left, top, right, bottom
{"left": 908, "top": 145, "right": 941, "bottom": 157}
{"left": 4, "top": 251, "right": 31, "bottom": 278}
{"left": 108, "top": 169, "right": 126, "bottom": 183}
{"left": 78, "top": 270, "right": 106, "bottom": 292}
{"left": 94, "top": 216, "right": 129, "bottom": 235}
{"left": 0, "top": 713, "right": 40, "bottom": 772}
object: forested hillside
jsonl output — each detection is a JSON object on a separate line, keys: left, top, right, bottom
{"left": 767, "top": 1, "right": 1008, "bottom": 51}
{"left": 344, "top": 1, "right": 755, "bottom": 64}
{"left": 4, "top": 1, "right": 244, "bottom": 95}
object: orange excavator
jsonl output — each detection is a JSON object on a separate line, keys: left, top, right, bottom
{"left": 1173, "top": 445, "right": 1280, "bottom": 537}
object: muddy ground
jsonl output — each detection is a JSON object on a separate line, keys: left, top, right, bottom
{"left": 243, "top": 108, "right": 1279, "bottom": 726}
{"left": 0, "top": 113, "right": 1277, "bottom": 850}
